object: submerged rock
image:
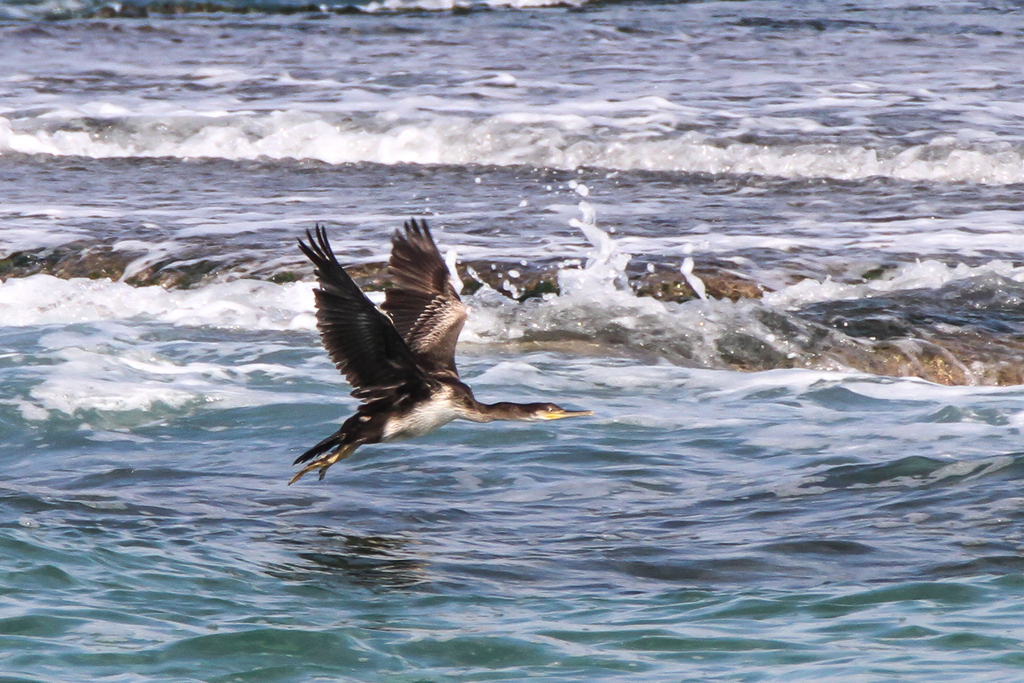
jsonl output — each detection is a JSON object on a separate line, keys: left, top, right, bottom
{"left": 634, "top": 264, "right": 765, "bottom": 303}
{"left": 0, "top": 242, "right": 126, "bottom": 282}
{"left": 0, "top": 242, "right": 227, "bottom": 289}
{"left": 3, "top": 241, "right": 1024, "bottom": 386}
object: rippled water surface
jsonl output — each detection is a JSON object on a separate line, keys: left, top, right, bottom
{"left": 7, "top": 332, "right": 1024, "bottom": 682}
{"left": 4, "top": 1, "right": 1024, "bottom": 681}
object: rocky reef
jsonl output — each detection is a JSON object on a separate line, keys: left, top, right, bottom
{"left": 3, "top": 240, "right": 1023, "bottom": 387}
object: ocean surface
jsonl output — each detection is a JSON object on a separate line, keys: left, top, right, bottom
{"left": 4, "top": 1, "right": 1024, "bottom": 681}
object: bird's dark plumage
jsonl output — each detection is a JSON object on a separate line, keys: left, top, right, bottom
{"left": 381, "top": 219, "right": 467, "bottom": 379}
{"left": 297, "top": 226, "right": 425, "bottom": 403}
{"left": 290, "top": 220, "right": 592, "bottom": 484}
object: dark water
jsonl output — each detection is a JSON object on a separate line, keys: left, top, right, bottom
{"left": 4, "top": 1, "right": 1024, "bottom": 681}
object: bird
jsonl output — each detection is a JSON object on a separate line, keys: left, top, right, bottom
{"left": 289, "top": 219, "right": 592, "bottom": 484}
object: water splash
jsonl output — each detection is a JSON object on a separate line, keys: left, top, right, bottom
{"left": 563, "top": 194, "right": 632, "bottom": 297}
{"left": 444, "top": 249, "right": 463, "bottom": 296}
{"left": 680, "top": 243, "right": 707, "bottom": 301}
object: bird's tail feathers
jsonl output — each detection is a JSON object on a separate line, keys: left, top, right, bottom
{"left": 293, "top": 432, "right": 343, "bottom": 465}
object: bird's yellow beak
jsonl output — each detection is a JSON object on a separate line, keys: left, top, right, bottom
{"left": 541, "top": 409, "right": 594, "bottom": 420}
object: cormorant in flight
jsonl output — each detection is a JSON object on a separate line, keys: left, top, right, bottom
{"left": 290, "top": 220, "right": 592, "bottom": 484}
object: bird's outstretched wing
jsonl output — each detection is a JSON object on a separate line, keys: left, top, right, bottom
{"left": 299, "top": 225, "right": 425, "bottom": 402}
{"left": 381, "top": 219, "right": 467, "bottom": 378}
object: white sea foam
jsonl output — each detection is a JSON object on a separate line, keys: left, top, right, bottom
{"left": 1, "top": 220, "right": 1021, "bottom": 368}
{"left": 763, "top": 259, "right": 1024, "bottom": 309}
{"left": 3, "top": 196, "right": 1024, "bottom": 398}
{"left": 0, "top": 274, "right": 317, "bottom": 330}
{"left": 7, "top": 260, "right": 1023, "bottom": 425}
{"left": 3, "top": 111, "right": 1024, "bottom": 185}
{"left": 13, "top": 323, "right": 331, "bottom": 423}
{"left": 457, "top": 203, "right": 808, "bottom": 369}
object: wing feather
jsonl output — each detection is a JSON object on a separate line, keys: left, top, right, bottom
{"left": 381, "top": 219, "right": 467, "bottom": 377}
{"left": 298, "top": 225, "right": 425, "bottom": 401}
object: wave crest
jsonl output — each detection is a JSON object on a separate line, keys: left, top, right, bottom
{"left": 3, "top": 112, "right": 1023, "bottom": 185}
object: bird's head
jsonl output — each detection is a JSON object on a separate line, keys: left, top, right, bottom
{"left": 518, "top": 402, "right": 594, "bottom": 421}
{"left": 478, "top": 401, "right": 593, "bottom": 422}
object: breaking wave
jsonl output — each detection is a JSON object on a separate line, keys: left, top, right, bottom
{"left": 0, "top": 0, "right": 591, "bottom": 20}
{"left": 3, "top": 112, "right": 1023, "bottom": 185}
{"left": 4, "top": 193, "right": 1024, "bottom": 386}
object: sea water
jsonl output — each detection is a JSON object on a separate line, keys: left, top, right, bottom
{"left": 3, "top": 1, "right": 1024, "bottom": 681}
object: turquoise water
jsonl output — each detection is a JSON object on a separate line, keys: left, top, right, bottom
{"left": 5, "top": 321, "right": 1024, "bottom": 680}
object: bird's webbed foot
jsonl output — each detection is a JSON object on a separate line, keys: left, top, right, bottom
{"left": 288, "top": 443, "right": 358, "bottom": 485}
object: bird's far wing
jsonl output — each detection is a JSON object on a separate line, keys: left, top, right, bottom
{"left": 299, "top": 225, "right": 424, "bottom": 401}
{"left": 381, "top": 218, "right": 467, "bottom": 377}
